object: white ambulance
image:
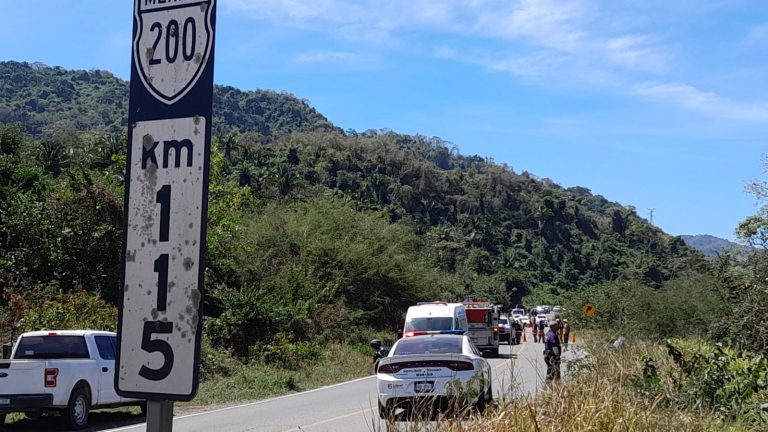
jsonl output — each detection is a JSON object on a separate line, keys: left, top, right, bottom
{"left": 401, "top": 302, "right": 468, "bottom": 338}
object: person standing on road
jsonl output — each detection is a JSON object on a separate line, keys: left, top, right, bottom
{"left": 531, "top": 319, "right": 538, "bottom": 343}
{"left": 538, "top": 319, "right": 546, "bottom": 344}
{"left": 562, "top": 319, "right": 571, "bottom": 351}
{"left": 544, "top": 320, "right": 562, "bottom": 381}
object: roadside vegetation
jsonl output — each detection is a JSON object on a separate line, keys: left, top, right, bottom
{"left": 1, "top": 62, "right": 768, "bottom": 429}
{"left": 392, "top": 333, "right": 763, "bottom": 432}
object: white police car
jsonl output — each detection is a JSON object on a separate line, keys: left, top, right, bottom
{"left": 376, "top": 333, "right": 492, "bottom": 419}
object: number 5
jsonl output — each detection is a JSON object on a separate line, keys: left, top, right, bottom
{"left": 139, "top": 321, "right": 174, "bottom": 381}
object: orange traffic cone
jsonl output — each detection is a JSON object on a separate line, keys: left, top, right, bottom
{"left": 571, "top": 333, "right": 576, "bottom": 343}
{"left": 522, "top": 329, "right": 527, "bottom": 342}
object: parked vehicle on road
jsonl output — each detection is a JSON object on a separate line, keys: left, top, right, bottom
{"left": 402, "top": 302, "right": 468, "bottom": 339}
{"left": 497, "top": 316, "right": 511, "bottom": 343}
{"left": 536, "top": 314, "right": 549, "bottom": 326}
{"left": 0, "top": 330, "right": 144, "bottom": 430}
{"left": 376, "top": 333, "right": 492, "bottom": 419}
{"left": 510, "top": 308, "right": 526, "bottom": 321}
{"left": 462, "top": 301, "right": 500, "bottom": 357}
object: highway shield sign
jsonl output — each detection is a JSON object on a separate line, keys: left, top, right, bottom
{"left": 134, "top": 0, "right": 214, "bottom": 105}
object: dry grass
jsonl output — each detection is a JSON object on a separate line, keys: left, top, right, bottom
{"left": 379, "top": 334, "right": 754, "bottom": 432}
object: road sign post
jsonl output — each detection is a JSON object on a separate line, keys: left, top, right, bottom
{"left": 116, "top": 0, "right": 217, "bottom": 430}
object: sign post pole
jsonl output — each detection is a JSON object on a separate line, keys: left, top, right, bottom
{"left": 115, "top": 1, "right": 217, "bottom": 431}
{"left": 146, "top": 401, "right": 174, "bottom": 432}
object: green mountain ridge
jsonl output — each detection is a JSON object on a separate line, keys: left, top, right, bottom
{"left": 0, "top": 61, "right": 706, "bottom": 343}
{"left": 679, "top": 234, "right": 751, "bottom": 258}
{"left": 0, "top": 61, "right": 339, "bottom": 137}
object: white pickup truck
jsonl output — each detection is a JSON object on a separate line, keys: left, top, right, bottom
{"left": 0, "top": 330, "right": 144, "bottom": 429}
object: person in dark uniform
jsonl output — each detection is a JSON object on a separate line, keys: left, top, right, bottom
{"left": 544, "top": 320, "right": 562, "bottom": 381}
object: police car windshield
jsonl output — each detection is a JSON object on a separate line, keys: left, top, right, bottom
{"left": 499, "top": 318, "right": 508, "bottom": 324}
{"left": 393, "top": 336, "right": 462, "bottom": 355}
{"left": 404, "top": 317, "right": 454, "bottom": 332}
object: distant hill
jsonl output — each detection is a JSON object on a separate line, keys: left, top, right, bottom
{"left": 679, "top": 234, "right": 751, "bottom": 258}
{"left": 0, "top": 61, "right": 340, "bottom": 137}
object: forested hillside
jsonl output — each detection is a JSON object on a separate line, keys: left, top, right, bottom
{"left": 0, "top": 61, "right": 707, "bottom": 358}
{"left": 0, "top": 61, "right": 339, "bottom": 137}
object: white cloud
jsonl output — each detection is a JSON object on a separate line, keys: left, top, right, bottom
{"left": 223, "top": 0, "right": 669, "bottom": 77}
{"left": 221, "top": 0, "right": 464, "bottom": 40}
{"left": 294, "top": 50, "right": 367, "bottom": 64}
{"left": 632, "top": 82, "right": 768, "bottom": 123}
{"left": 604, "top": 35, "right": 667, "bottom": 74}
{"left": 744, "top": 24, "right": 768, "bottom": 47}
{"left": 293, "top": 51, "right": 379, "bottom": 69}
{"left": 474, "top": 0, "right": 587, "bottom": 52}
{"left": 223, "top": 0, "right": 768, "bottom": 122}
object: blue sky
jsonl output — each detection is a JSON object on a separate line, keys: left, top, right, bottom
{"left": 2, "top": 0, "right": 768, "bottom": 241}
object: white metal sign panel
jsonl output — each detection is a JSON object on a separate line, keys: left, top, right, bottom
{"left": 117, "top": 116, "right": 205, "bottom": 397}
{"left": 134, "top": 0, "right": 214, "bottom": 105}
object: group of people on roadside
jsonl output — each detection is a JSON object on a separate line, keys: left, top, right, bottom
{"left": 530, "top": 317, "right": 570, "bottom": 347}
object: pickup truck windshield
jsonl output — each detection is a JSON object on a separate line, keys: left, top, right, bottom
{"left": 14, "top": 335, "right": 90, "bottom": 359}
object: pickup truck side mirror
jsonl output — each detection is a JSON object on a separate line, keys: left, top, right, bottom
{"left": 1, "top": 343, "right": 10, "bottom": 359}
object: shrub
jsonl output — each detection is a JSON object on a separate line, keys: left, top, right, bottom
{"left": 199, "top": 336, "right": 240, "bottom": 381}
{"left": 665, "top": 338, "right": 768, "bottom": 424}
{"left": 12, "top": 290, "right": 117, "bottom": 332}
{"left": 252, "top": 333, "right": 323, "bottom": 370}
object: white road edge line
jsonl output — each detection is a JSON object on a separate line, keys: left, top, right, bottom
{"left": 105, "top": 375, "right": 376, "bottom": 432}
{"left": 281, "top": 406, "right": 375, "bottom": 432}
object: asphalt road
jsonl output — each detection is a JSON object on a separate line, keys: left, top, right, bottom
{"left": 8, "top": 327, "right": 578, "bottom": 432}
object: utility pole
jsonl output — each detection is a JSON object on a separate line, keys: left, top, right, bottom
{"left": 648, "top": 208, "right": 656, "bottom": 225}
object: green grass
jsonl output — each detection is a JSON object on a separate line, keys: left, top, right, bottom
{"left": 182, "top": 343, "right": 372, "bottom": 407}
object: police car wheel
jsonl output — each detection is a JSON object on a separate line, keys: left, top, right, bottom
{"left": 378, "top": 401, "right": 394, "bottom": 420}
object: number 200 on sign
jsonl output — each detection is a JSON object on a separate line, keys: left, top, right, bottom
{"left": 148, "top": 18, "right": 198, "bottom": 65}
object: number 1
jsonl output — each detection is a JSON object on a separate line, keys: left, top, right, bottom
{"left": 154, "top": 254, "right": 169, "bottom": 312}
{"left": 156, "top": 185, "right": 170, "bottom": 242}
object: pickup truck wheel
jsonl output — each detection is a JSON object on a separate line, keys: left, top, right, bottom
{"left": 63, "top": 387, "right": 90, "bottom": 430}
